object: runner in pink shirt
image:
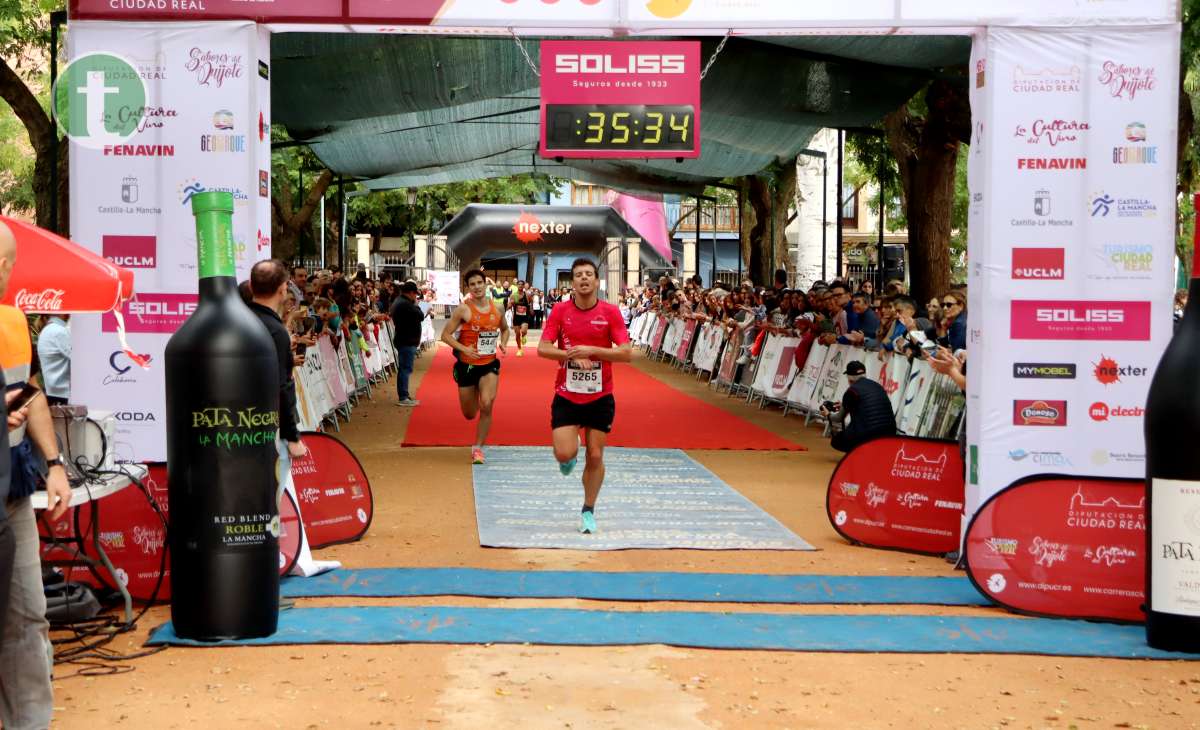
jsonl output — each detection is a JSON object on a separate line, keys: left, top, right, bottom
{"left": 537, "top": 258, "right": 632, "bottom": 534}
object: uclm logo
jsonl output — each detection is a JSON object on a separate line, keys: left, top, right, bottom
{"left": 554, "top": 53, "right": 686, "bottom": 75}
{"left": 1013, "top": 399, "right": 1068, "bottom": 427}
{"left": 102, "top": 234, "right": 156, "bottom": 268}
{"left": 1010, "top": 300, "right": 1151, "bottom": 341}
{"left": 1011, "top": 248, "right": 1064, "bottom": 280}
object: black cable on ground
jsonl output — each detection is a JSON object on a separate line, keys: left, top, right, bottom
{"left": 40, "top": 449, "right": 171, "bottom": 675}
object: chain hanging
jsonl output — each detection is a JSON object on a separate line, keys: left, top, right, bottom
{"left": 510, "top": 29, "right": 540, "bottom": 77}
{"left": 699, "top": 32, "right": 731, "bottom": 80}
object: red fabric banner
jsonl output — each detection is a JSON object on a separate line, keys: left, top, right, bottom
{"left": 965, "top": 476, "right": 1144, "bottom": 623}
{"left": 291, "top": 432, "right": 373, "bottom": 549}
{"left": 826, "top": 436, "right": 965, "bottom": 555}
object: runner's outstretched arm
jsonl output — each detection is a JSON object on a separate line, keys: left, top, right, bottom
{"left": 564, "top": 342, "right": 632, "bottom": 363}
{"left": 499, "top": 307, "right": 511, "bottom": 352}
{"left": 441, "top": 305, "right": 478, "bottom": 360}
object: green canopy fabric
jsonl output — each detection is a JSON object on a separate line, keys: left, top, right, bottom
{"left": 271, "top": 34, "right": 969, "bottom": 194}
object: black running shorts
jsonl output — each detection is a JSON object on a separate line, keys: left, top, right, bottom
{"left": 550, "top": 394, "right": 616, "bottom": 434}
{"left": 512, "top": 314, "right": 532, "bottom": 328}
{"left": 452, "top": 358, "right": 501, "bottom": 389}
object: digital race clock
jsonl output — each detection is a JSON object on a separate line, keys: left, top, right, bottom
{"left": 543, "top": 104, "right": 695, "bottom": 152}
{"left": 539, "top": 40, "right": 701, "bottom": 160}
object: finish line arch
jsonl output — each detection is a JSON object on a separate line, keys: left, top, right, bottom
{"left": 436, "top": 204, "right": 669, "bottom": 301}
{"left": 63, "top": 1, "right": 1179, "bottom": 544}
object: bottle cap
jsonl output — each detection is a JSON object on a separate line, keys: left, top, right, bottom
{"left": 190, "top": 190, "right": 234, "bottom": 217}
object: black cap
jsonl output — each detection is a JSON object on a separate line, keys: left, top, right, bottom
{"left": 844, "top": 360, "right": 867, "bottom": 376}
{"left": 399, "top": 281, "right": 419, "bottom": 294}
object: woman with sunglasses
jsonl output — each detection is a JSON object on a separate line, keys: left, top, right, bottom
{"left": 938, "top": 290, "right": 968, "bottom": 352}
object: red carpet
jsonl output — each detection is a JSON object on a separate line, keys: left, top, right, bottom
{"left": 402, "top": 345, "right": 805, "bottom": 451}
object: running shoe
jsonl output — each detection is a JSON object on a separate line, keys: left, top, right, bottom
{"left": 471, "top": 446, "right": 485, "bottom": 465}
{"left": 559, "top": 456, "right": 577, "bottom": 476}
{"left": 517, "top": 348, "right": 524, "bottom": 357}
{"left": 580, "top": 510, "right": 597, "bottom": 534}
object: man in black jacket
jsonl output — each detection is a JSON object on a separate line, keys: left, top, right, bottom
{"left": 249, "top": 259, "right": 305, "bottom": 461}
{"left": 248, "top": 260, "right": 338, "bottom": 577}
{"left": 389, "top": 281, "right": 424, "bottom": 406}
{"left": 821, "top": 360, "right": 896, "bottom": 452}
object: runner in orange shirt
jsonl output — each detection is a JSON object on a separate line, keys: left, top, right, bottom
{"left": 440, "top": 269, "right": 510, "bottom": 464}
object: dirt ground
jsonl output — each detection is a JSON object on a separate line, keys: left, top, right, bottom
{"left": 52, "top": 341, "right": 1200, "bottom": 730}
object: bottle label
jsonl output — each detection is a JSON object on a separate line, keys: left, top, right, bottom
{"left": 1151, "top": 478, "right": 1200, "bottom": 617}
{"left": 195, "top": 212, "right": 236, "bottom": 279}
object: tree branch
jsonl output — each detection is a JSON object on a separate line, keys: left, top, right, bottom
{"left": 0, "top": 58, "right": 52, "bottom": 152}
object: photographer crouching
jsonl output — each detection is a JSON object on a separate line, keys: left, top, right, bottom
{"left": 820, "top": 360, "right": 896, "bottom": 452}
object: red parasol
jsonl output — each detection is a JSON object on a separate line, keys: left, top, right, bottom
{"left": 0, "top": 215, "right": 135, "bottom": 314}
{"left": 1, "top": 215, "right": 148, "bottom": 368}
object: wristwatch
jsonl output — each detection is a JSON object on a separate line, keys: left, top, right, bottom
{"left": 45, "top": 456, "right": 65, "bottom": 470}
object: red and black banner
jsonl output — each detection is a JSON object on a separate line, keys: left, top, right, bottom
{"left": 291, "top": 432, "right": 373, "bottom": 549}
{"left": 40, "top": 463, "right": 306, "bottom": 603}
{"left": 826, "top": 436, "right": 965, "bottom": 555}
{"left": 965, "top": 475, "right": 1144, "bottom": 623}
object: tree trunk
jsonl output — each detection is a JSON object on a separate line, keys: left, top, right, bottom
{"left": 271, "top": 168, "right": 334, "bottom": 261}
{"left": 770, "top": 161, "right": 797, "bottom": 276}
{"left": 0, "top": 58, "right": 66, "bottom": 233}
{"left": 1178, "top": 71, "right": 1195, "bottom": 197}
{"left": 747, "top": 175, "right": 772, "bottom": 286}
{"left": 738, "top": 177, "right": 754, "bottom": 284}
{"left": 883, "top": 80, "right": 969, "bottom": 304}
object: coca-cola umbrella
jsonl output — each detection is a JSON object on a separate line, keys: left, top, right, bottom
{"left": 0, "top": 216, "right": 147, "bottom": 367}
{"left": 0, "top": 216, "right": 134, "bottom": 313}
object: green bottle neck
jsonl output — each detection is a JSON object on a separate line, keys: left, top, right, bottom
{"left": 195, "top": 208, "right": 237, "bottom": 279}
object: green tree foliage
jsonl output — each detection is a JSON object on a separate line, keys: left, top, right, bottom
{"left": 346, "top": 174, "right": 562, "bottom": 234}
{"left": 0, "top": 1, "right": 63, "bottom": 228}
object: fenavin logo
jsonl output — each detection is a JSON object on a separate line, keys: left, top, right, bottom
{"left": 53, "top": 53, "right": 148, "bottom": 150}
{"left": 1013, "top": 363, "right": 1076, "bottom": 379}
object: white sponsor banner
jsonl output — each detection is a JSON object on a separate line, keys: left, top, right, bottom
{"left": 622, "top": 0, "right": 1175, "bottom": 29}
{"left": 662, "top": 318, "right": 685, "bottom": 358}
{"left": 401, "top": 0, "right": 1180, "bottom": 30}
{"left": 966, "top": 26, "right": 1179, "bottom": 518}
{"left": 751, "top": 334, "right": 800, "bottom": 401}
{"left": 691, "top": 323, "right": 725, "bottom": 372}
{"left": 787, "top": 342, "right": 829, "bottom": 411}
{"left": 68, "top": 21, "right": 269, "bottom": 462}
{"left": 427, "top": 270, "right": 462, "bottom": 306}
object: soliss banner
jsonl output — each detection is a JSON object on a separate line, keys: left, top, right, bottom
{"left": 290, "top": 432, "right": 374, "bottom": 549}
{"left": 965, "top": 476, "right": 1144, "bottom": 622}
{"left": 826, "top": 436, "right": 965, "bottom": 556}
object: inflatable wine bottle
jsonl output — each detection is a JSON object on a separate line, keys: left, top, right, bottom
{"left": 165, "top": 191, "right": 280, "bottom": 640}
{"left": 1144, "top": 192, "right": 1200, "bottom": 653}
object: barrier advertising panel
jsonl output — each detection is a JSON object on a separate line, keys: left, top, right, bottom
{"left": 965, "top": 475, "right": 1145, "bottom": 622}
{"left": 826, "top": 437, "right": 965, "bottom": 555}
{"left": 70, "top": 464, "right": 302, "bottom": 601}
{"left": 290, "top": 432, "right": 374, "bottom": 548}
